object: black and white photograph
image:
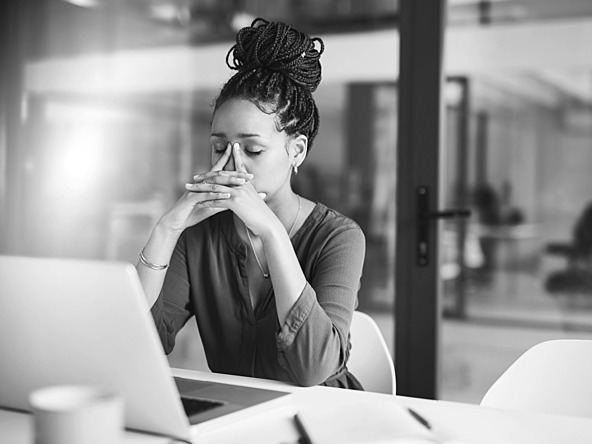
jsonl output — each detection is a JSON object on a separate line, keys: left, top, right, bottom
{"left": 1, "top": 1, "right": 592, "bottom": 443}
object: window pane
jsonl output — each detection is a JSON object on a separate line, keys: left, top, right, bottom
{"left": 2, "top": 2, "right": 399, "bottom": 379}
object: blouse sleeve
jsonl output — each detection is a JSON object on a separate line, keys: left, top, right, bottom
{"left": 150, "top": 232, "right": 194, "bottom": 354}
{"left": 275, "top": 223, "right": 366, "bottom": 386}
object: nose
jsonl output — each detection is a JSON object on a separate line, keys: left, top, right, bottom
{"left": 222, "top": 151, "right": 235, "bottom": 171}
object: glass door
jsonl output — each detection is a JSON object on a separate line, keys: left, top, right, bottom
{"left": 440, "top": 1, "right": 592, "bottom": 402}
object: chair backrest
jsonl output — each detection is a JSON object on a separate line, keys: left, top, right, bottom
{"left": 347, "top": 311, "right": 396, "bottom": 395}
{"left": 480, "top": 339, "right": 592, "bottom": 418}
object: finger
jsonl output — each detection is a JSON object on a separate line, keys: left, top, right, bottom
{"left": 212, "top": 142, "right": 232, "bottom": 171}
{"left": 193, "top": 170, "right": 253, "bottom": 185}
{"left": 203, "top": 176, "right": 245, "bottom": 185}
{"left": 196, "top": 171, "right": 253, "bottom": 180}
{"left": 187, "top": 190, "right": 232, "bottom": 205}
{"left": 185, "top": 183, "right": 233, "bottom": 194}
{"left": 197, "top": 198, "right": 232, "bottom": 208}
{"left": 194, "top": 170, "right": 253, "bottom": 183}
{"left": 233, "top": 143, "right": 247, "bottom": 174}
{"left": 199, "top": 176, "right": 235, "bottom": 185}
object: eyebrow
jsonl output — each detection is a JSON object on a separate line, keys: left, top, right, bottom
{"left": 210, "top": 132, "right": 265, "bottom": 139}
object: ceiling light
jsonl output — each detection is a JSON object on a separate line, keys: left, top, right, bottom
{"left": 149, "top": 3, "right": 191, "bottom": 25}
{"left": 61, "top": 0, "right": 101, "bottom": 8}
{"left": 230, "top": 12, "right": 256, "bottom": 32}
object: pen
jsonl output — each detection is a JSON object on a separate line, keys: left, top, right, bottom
{"left": 407, "top": 407, "right": 432, "bottom": 430}
{"left": 294, "top": 413, "right": 314, "bottom": 444}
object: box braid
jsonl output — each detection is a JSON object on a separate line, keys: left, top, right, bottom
{"left": 214, "top": 18, "right": 325, "bottom": 152}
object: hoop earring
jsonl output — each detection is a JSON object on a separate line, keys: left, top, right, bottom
{"left": 293, "top": 165, "right": 298, "bottom": 176}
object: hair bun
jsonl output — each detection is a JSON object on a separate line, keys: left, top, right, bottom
{"left": 226, "top": 18, "right": 324, "bottom": 93}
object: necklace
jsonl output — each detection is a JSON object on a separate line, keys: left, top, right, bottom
{"left": 246, "top": 195, "right": 301, "bottom": 279}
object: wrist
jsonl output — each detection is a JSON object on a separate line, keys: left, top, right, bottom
{"left": 155, "top": 217, "right": 186, "bottom": 237}
{"left": 259, "top": 218, "right": 287, "bottom": 244}
{"left": 138, "top": 246, "right": 168, "bottom": 270}
{"left": 141, "top": 222, "right": 182, "bottom": 265}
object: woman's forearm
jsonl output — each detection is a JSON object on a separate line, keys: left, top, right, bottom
{"left": 261, "top": 222, "right": 308, "bottom": 325}
{"left": 274, "top": 227, "right": 366, "bottom": 385}
{"left": 136, "top": 222, "right": 182, "bottom": 308}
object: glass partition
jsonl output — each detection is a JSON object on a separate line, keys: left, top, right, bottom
{"left": 1, "top": 1, "right": 399, "bottom": 374}
{"left": 441, "top": 5, "right": 592, "bottom": 402}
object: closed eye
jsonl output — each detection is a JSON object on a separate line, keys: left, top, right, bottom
{"left": 212, "top": 143, "right": 227, "bottom": 153}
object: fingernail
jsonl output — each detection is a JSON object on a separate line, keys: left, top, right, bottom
{"left": 185, "top": 183, "right": 194, "bottom": 188}
{"left": 222, "top": 193, "right": 231, "bottom": 198}
{"left": 236, "top": 178, "right": 245, "bottom": 184}
{"left": 246, "top": 173, "right": 254, "bottom": 178}
{"left": 233, "top": 143, "right": 240, "bottom": 149}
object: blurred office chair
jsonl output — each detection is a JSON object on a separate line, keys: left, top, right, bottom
{"left": 348, "top": 311, "right": 396, "bottom": 395}
{"left": 480, "top": 340, "right": 592, "bottom": 418}
{"left": 545, "top": 202, "right": 592, "bottom": 300}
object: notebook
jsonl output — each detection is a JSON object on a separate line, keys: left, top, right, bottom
{"left": 295, "top": 400, "right": 437, "bottom": 443}
{"left": 0, "top": 255, "right": 292, "bottom": 442}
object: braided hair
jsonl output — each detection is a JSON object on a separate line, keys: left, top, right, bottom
{"left": 214, "top": 18, "right": 325, "bottom": 152}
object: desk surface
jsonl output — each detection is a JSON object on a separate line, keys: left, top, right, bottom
{"left": 2, "top": 368, "right": 592, "bottom": 444}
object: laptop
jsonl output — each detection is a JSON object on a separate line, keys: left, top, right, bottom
{"left": 0, "top": 255, "right": 292, "bottom": 442}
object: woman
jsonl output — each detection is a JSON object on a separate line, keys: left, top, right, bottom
{"left": 137, "top": 18, "right": 366, "bottom": 389}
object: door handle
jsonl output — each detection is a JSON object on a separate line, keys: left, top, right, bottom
{"left": 417, "top": 186, "right": 471, "bottom": 266}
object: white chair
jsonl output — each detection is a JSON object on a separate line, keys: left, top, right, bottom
{"left": 480, "top": 339, "right": 592, "bottom": 418}
{"left": 347, "top": 311, "right": 396, "bottom": 395}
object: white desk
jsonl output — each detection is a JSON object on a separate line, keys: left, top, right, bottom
{"left": 2, "top": 368, "right": 592, "bottom": 444}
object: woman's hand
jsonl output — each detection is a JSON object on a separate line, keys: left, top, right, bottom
{"left": 158, "top": 143, "right": 253, "bottom": 233}
{"left": 218, "top": 143, "right": 280, "bottom": 238}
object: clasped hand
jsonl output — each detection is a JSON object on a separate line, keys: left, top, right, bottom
{"left": 160, "top": 143, "right": 272, "bottom": 236}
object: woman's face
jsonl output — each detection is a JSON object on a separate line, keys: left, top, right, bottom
{"left": 210, "top": 98, "right": 295, "bottom": 199}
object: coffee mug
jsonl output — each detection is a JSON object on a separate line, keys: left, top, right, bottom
{"left": 29, "top": 385, "right": 124, "bottom": 444}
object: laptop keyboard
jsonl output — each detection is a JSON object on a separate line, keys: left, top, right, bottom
{"left": 180, "top": 396, "right": 225, "bottom": 417}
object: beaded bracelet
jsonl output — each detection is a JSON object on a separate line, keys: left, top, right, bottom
{"left": 138, "top": 247, "right": 168, "bottom": 271}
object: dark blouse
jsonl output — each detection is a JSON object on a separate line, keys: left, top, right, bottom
{"left": 150, "top": 203, "right": 366, "bottom": 389}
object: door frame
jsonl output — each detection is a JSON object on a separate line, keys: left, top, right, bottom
{"left": 394, "top": 0, "right": 446, "bottom": 399}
